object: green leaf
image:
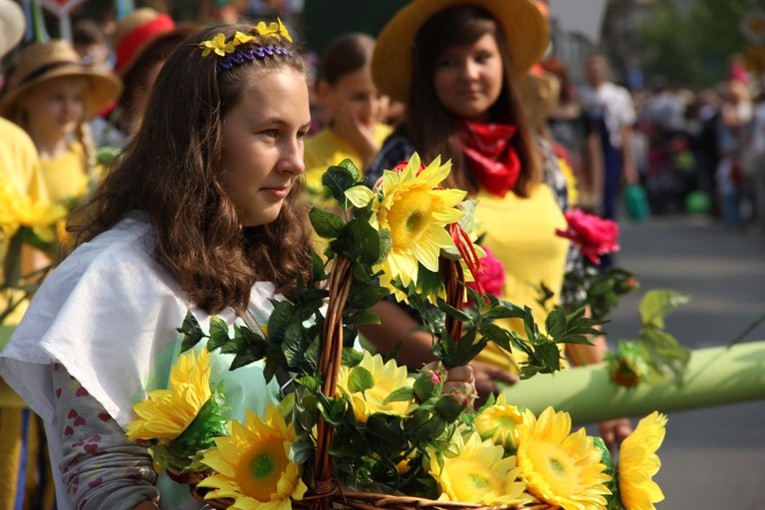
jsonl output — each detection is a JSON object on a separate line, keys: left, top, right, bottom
{"left": 207, "top": 316, "right": 230, "bottom": 350}
{"left": 290, "top": 439, "right": 313, "bottom": 465}
{"left": 311, "top": 250, "right": 328, "bottom": 281}
{"left": 178, "top": 311, "right": 206, "bottom": 352}
{"left": 344, "top": 309, "right": 380, "bottom": 326}
{"left": 383, "top": 386, "right": 415, "bottom": 404}
{"left": 639, "top": 289, "right": 690, "bottom": 329}
{"left": 323, "top": 163, "right": 360, "bottom": 202}
{"left": 346, "top": 281, "right": 390, "bottom": 310}
{"left": 639, "top": 327, "right": 691, "bottom": 385}
{"left": 348, "top": 366, "right": 374, "bottom": 393}
{"left": 309, "top": 207, "right": 345, "bottom": 239}
{"left": 544, "top": 307, "right": 567, "bottom": 339}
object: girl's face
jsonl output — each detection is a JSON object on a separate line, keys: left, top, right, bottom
{"left": 433, "top": 32, "right": 504, "bottom": 121}
{"left": 320, "top": 67, "right": 385, "bottom": 129}
{"left": 220, "top": 66, "right": 311, "bottom": 228}
{"left": 20, "top": 76, "right": 86, "bottom": 139}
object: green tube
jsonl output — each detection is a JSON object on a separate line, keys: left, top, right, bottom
{"left": 502, "top": 341, "right": 765, "bottom": 424}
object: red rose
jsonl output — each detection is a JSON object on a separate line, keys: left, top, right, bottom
{"left": 556, "top": 209, "right": 620, "bottom": 264}
{"left": 466, "top": 246, "right": 506, "bottom": 302}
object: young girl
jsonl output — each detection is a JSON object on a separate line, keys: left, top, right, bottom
{"left": 303, "top": 32, "right": 391, "bottom": 202}
{"left": 362, "top": 0, "right": 631, "bottom": 449}
{"left": 0, "top": 39, "right": 122, "bottom": 205}
{"left": 0, "top": 22, "right": 313, "bottom": 509}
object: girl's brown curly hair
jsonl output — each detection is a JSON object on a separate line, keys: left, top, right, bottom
{"left": 70, "top": 23, "right": 314, "bottom": 315}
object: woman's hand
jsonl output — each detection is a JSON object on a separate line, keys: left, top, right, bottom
{"left": 331, "top": 106, "right": 379, "bottom": 166}
{"left": 599, "top": 417, "right": 633, "bottom": 452}
{"left": 469, "top": 360, "right": 518, "bottom": 406}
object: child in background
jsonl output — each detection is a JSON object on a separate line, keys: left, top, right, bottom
{"left": 303, "top": 32, "right": 391, "bottom": 206}
{"left": 0, "top": 40, "right": 122, "bottom": 205}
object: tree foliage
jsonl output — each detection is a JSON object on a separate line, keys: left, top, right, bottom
{"left": 636, "top": 0, "right": 755, "bottom": 87}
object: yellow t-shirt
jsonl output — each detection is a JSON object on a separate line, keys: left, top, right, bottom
{"left": 472, "top": 183, "right": 570, "bottom": 374}
{"left": 303, "top": 123, "right": 393, "bottom": 203}
{"left": 40, "top": 140, "right": 89, "bottom": 204}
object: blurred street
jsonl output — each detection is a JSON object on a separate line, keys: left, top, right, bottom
{"left": 606, "top": 213, "right": 765, "bottom": 509}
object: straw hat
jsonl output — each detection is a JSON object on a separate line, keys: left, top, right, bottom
{"left": 0, "top": 0, "right": 25, "bottom": 58}
{"left": 113, "top": 8, "right": 194, "bottom": 78}
{"left": 518, "top": 70, "right": 560, "bottom": 131}
{"left": 0, "top": 39, "right": 122, "bottom": 119}
{"left": 373, "top": 0, "right": 549, "bottom": 103}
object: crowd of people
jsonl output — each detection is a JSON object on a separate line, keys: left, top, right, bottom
{"left": 0, "top": 0, "right": 756, "bottom": 507}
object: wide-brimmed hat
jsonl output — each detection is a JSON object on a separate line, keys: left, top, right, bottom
{"left": 0, "top": 39, "right": 122, "bottom": 119}
{"left": 113, "top": 7, "right": 195, "bottom": 78}
{"left": 373, "top": 0, "right": 549, "bottom": 103}
{"left": 0, "top": 0, "right": 25, "bottom": 58}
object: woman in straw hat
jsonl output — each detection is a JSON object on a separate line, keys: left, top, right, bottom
{"left": 360, "top": 0, "right": 632, "bottom": 449}
{"left": 0, "top": 39, "right": 122, "bottom": 205}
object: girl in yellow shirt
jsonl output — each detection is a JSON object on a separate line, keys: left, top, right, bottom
{"left": 0, "top": 39, "right": 121, "bottom": 205}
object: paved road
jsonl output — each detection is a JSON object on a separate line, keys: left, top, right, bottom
{"left": 605, "top": 214, "right": 765, "bottom": 509}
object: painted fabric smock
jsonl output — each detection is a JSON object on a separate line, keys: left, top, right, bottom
{"left": 0, "top": 212, "right": 281, "bottom": 509}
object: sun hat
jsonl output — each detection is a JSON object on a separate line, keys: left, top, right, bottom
{"left": 113, "top": 7, "right": 195, "bottom": 78}
{"left": 0, "top": 0, "right": 25, "bottom": 59}
{"left": 372, "top": 0, "right": 549, "bottom": 103}
{"left": 0, "top": 39, "right": 123, "bottom": 119}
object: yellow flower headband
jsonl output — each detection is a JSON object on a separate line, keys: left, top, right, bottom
{"left": 199, "top": 18, "right": 293, "bottom": 71}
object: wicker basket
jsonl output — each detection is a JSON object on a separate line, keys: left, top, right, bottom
{"left": 187, "top": 255, "right": 556, "bottom": 510}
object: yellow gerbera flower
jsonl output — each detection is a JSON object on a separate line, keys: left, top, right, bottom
{"left": 345, "top": 153, "right": 466, "bottom": 292}
{"left": 200, "top": 33, "right": 234, "bottom": 57}
{"left": 126, "top": 348, "right": 212, "bottom": 441}
{"left": 198, "top": 405, "right": 307, "bottom": 509}
{"left": 618, "top": 411, "right": 667, "bottom": 510}
{"left": 515, "top": 407, "right": 611, "bottom": 510}
{"left": 473, "top": 394, "right": 525, "bottom": 449}
{"left": 337, "top": 351, "right": 415, "bottom": 423}
{"left": 430, "top": 431, "right": 528, "bottom": 506}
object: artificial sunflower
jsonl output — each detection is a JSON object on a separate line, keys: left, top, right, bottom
{"left": 337, "top": 351, "right": 415, "bottom": 423}
{"left": 429, "top": 431, "right": 528, "bottom": 506}
{"left": 199, "top": 405, "right": 307, "bottom": 509}
{"left": 345, "top": 153, "right": 466, "bottom": 293}
{"left": 618, "top": 411, "right": 667, "bottom": 510}
{"left": 127, "top": 348, "right": 213, "bottom": 441}
{"left": 473, "top": 394, "right": 525, "bottom": 449}
{"left": 0, "top": 181, "right": 66, "bottom": 241}
{"left": 515, "top": 407, "right": 611, "bottom": 510}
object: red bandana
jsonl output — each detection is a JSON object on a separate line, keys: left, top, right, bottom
{"left": 457, "top": 119, "right": 521, "bottom": 197}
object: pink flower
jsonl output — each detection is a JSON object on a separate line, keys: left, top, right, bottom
{"left": 556, "top": 209, "right": 620, "bottom": 264}
{"left": 466, "top": 246, "right": 506, "bottom": 304}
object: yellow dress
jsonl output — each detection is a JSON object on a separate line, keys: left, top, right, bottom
{"left": 40, "top": 140, "right": 89, "bottom": 204}
{"left": 471, "top": 183, "right": 571, "bottom": 374}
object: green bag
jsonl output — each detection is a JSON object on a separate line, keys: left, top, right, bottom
{"left": 624, "top": 184, "right": 650, "bottom": 222}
